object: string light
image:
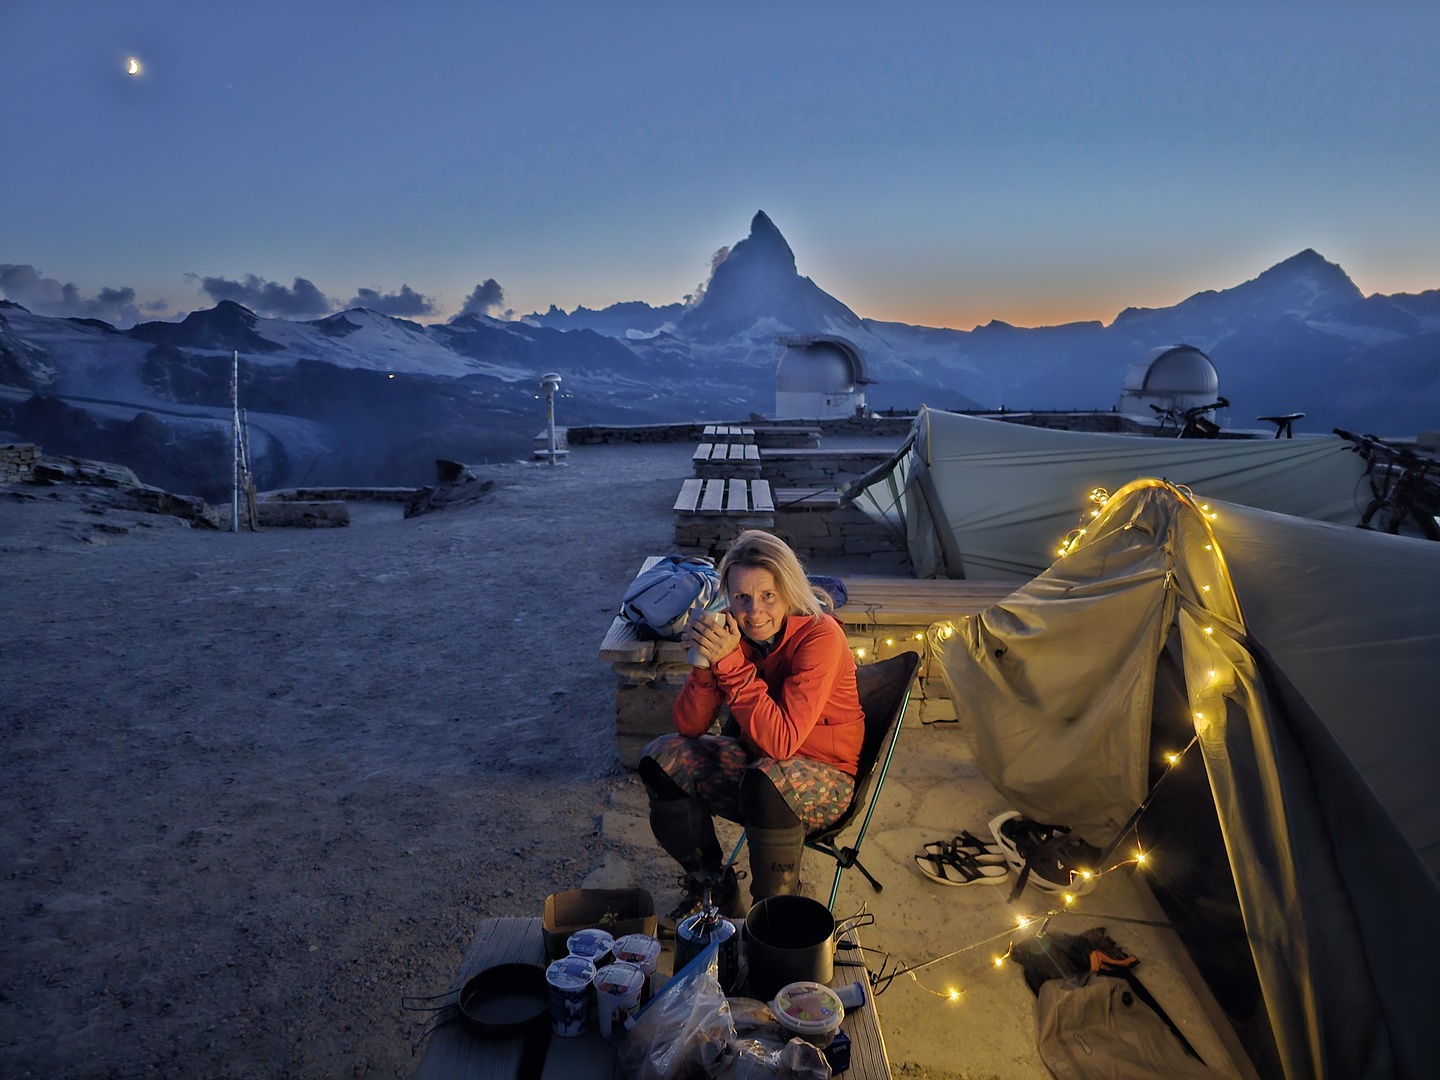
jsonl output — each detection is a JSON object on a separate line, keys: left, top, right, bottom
{"left": 1202, "top": 626, "right": 1214, "bottom": 635}
{"left": 1164, "top": 752, "right": 1180, "bottom": 765}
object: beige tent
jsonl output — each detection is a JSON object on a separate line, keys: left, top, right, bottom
{"left": 932, "top": 478, "right": 1440, "bottom": 1080}
{"left": 845, "top": 408, "right": 1370, "bottom": 580}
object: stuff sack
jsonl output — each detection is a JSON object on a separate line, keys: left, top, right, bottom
{"left": 620, "top": 556, "right": 722, "bottom": 640}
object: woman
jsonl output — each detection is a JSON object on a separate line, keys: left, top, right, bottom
{"left": 639, "top": 530, "right": 864, "bottom": 919}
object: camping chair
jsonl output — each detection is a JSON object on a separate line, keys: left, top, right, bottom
{"left": 728, "top": 650, "right": 921, "bottom": 910}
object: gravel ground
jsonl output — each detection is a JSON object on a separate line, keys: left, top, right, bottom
{"left": 0, "top": 443, "right": 685, "bottom": 1078}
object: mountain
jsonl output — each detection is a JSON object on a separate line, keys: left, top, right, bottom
{"left": 3, "top": 212, "right": 1437, "bottom": 498}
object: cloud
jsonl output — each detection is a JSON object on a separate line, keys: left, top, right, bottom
{"left": 458, "top": 278, "right": 506, "bottom": 318}
{"left": 0, "top": 263, "right": 147, "bottom": 325}
{"left": 684, "top": 246, "right": 732, "bottom": 309}
{"left": 345, "top": 284, "right": 437, "bottom": 317}
{"left": 142, "top": 299, "right": 169, "bottom": 313}
{"left": 200, "top": 273, "right": 333, "bottom": 317}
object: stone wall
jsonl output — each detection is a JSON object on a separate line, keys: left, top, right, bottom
{"left": 775, "top": 503, "right": 910, "bottom": 567}
{"left": 0, "top": 443, "right": 41, "bottom": 484}
{"left": 760, "top": 449, "right": 895, "bottom": 487}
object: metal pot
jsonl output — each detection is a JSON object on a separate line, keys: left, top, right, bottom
{"left": 743, "top": 895, "right": 873, "bottom": 1002}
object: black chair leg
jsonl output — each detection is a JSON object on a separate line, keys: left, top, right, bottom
{"left": 851, "top": 857, "right": 884, "bottom": 894}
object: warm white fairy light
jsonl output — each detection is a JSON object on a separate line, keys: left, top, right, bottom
{"left": 1165, "top": 751, "right": 1180, "bottom": 765}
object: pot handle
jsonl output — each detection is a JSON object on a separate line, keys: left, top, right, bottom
{"left": 832, "top": 911, "right": 876, "bottom": 943}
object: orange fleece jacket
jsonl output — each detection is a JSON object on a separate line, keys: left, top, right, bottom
{"left": 673, "top": 613, "right": 865, "bottom": 774}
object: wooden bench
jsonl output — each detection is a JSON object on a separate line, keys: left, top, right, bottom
{"left": 673, "top": 478, "right": 774, "bottom": 554}
{"left": 601, "top": 560, "right": 1024, "bottom": 764}
{"left": 692, "top": 442, "right": 762, "bottom": 478}
{"left": 417, "top": 916, "right": 890, "bottom": 1079}
{"left": 702, "top": 424, "right": 755, "bottom": 443}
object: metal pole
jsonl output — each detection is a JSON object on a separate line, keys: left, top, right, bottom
{"left": 231, "top": 349, "right": 240, "bottom": 533}
{"left": 546, "top": 389, "right": 557, "bottom": 464}
{"left": 540, "top": 373, "right": 561, "bottom": 465}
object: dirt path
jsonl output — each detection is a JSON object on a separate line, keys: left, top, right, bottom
{"left": 0, "top": 443, "right": 686, "bottom": 1077}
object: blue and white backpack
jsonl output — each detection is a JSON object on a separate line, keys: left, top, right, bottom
{"left": 619, "top": 555, "right": 722, "bottom": 640}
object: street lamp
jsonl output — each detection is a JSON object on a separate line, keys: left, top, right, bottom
{"left": 540, "top": 372, "right": 562, "bottom": 465}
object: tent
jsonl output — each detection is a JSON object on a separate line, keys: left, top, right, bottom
{"left": 844, "top": 408, "right": 1370, "bottom": 580}
{"left": 931, "top": 477, "right": 1440, "bottom": 1080}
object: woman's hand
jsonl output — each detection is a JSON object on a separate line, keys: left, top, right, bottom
{"left": 682, "top": 608, "right": 742, "bottom": 665}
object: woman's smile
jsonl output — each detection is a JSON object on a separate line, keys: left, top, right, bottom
{"left": 726, "top": 565, "right": 787, "bottom": 641}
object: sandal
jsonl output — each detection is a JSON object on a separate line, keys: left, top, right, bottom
{"left": 988, "top": 810, "right": 1100, "bottom": 899}
{"left": 922, "top": 831, "right": 1006, "bottom": 865}
{"left": 914, "top": 848, "right": 1009, "bottom": 887}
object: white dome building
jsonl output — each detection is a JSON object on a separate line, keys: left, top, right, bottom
{"left": 1117, "top": 345, "right": 1222, "bottom": 423}
{"left": 774, "top": 335, "right": 870, "bottom": 419}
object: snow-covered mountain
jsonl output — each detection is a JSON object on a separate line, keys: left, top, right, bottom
{"left": 3, "top": 211, "right": 1437, "bottom": 497}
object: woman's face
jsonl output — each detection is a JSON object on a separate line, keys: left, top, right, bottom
{"left": 726, "top": 565, "right": 787, "bottom": 642}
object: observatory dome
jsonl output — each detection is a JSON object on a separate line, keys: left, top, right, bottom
{"left": 776, "top": 341, "right": 857, "bottom": 393}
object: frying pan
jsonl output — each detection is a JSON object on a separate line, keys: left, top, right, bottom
{"left": 405, "top": 962, "right": 552, "bottom": 1074}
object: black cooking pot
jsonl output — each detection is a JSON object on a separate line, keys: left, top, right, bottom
{"left": 404, "top": 962, "right": 552, "bottom": 1074}
{"left": 743, "top": 895, "right": 872, "bottom": 1002}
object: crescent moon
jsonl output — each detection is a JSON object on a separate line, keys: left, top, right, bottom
{"left": 127, "top": 58, "right": 140, "bottom": 75}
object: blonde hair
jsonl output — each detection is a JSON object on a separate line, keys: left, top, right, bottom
{"left": 718, "top": 530, "right": 825, "bottom": 620}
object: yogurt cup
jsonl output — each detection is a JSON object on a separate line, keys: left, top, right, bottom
{"left": 566, "top": 927, "right": 615, "bottom": 968}
{"left": 592, "top": 961, "right": 646, "bottom": 1041}
{"left": 772, "top": 981, "right": 845, "bottom": 1048}
{"left": 612, "top": 933, "right": 662, "bottom": 1002}
{"left": 545, "top": 955, "right": 596, "bottom": 1037}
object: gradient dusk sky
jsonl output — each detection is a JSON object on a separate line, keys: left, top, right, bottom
{"left": 2, "top": 1, "right": 1437, "bottom": 330}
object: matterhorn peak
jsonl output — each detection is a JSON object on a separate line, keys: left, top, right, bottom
{"left": 743, "top": 210, "right": 796, "bottom": 268}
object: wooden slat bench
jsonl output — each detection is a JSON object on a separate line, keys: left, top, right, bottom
{"left": 417, "top": 916, "right": 890, "bottom": 1078}
{"left": 601, "top": 559, "right": 1025, "bottom": 764}
{"left": 835, "top": 576, "right": 1021, "bottom": 692}
{"left": 674, "top": 478, "right": 774, "bottom": 554}
{"left": 702, "top": 424, "right": 755, "bottom": 443}
{"left": 692, "top": 441, "right": 762, "bottom": 478}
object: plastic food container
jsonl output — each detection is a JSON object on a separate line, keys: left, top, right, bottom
{"left": 566, "top": 927, "right": 615, "bottom": 967}
{"left": 771, "top": 980, "right": 845, "bottom": 1047}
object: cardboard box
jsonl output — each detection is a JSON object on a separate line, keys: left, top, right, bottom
{"left": 542, "top": 888, "right": 657, "bottom": 961}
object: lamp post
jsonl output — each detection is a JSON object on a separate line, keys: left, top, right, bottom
{"left": 540, "top": 372, "right": 562, "bottom": 465}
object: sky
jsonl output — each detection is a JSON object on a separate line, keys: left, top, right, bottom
{"left": 2, "top": 1, "right": 1438, "bottom": 331}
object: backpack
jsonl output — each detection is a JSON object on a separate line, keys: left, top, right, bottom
{"left": 619, "top": 556, "right": 722, "bottom": 640}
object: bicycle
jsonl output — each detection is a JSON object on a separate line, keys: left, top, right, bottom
{"left": 1150, "top": 397, "right": 1230, "bottom": 439}
{"left": 1334, "top": 428, "right": 1440, "bottom": 541}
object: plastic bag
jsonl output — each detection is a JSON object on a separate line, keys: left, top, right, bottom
{"left": 698, "top": 1037, "right": 831, "bottom": 1079}
{"left": 617, "top": 942, "right": 735, "bottom": 1080}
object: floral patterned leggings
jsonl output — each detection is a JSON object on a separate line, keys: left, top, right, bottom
{"left": 642, "top": 733, "right": 855, "bottom": 834}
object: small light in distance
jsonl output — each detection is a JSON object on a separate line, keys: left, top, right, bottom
{"left": 127, "top": 58, "right": 141, "bottom": 76}
{"left": 388, "top": 373, "right": 395, "bottom": 379}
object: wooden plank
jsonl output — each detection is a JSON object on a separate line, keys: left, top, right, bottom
{"left": 723, "top": 443, "right": 743, "bottom": 461}
{"left": 774, "top": 487, "right": 840, "bottom": 510}
{"left": 726, "top": 478, "right": 747, "bottom": 512}
{"left": 673, "top": 478, "right": 703, "bottom": 513}
{"left": 599, "top": 617, "right": 655, "bottom": 664}
{"left": 750, "top": 479, "right": 774, "bottom": 513}
{"left": 837, "top": 577, "right": 1020, "bottom": 626}
{"left": 833, "top": 925, "right": 890, "bottom": 1079}
{"left": 692, "top": 442, "right": 713, "bottom": 463}
{"left": 703, "top": 425, "right": 717, "bottom": 438}
{"left": 743, "top": 444, "right": 759, "bottom": 461}
{"left": 699, "top": 479, "right": 726, "bottom": 513}
{"left": 417, "top": 918, "right": 621, "bottom": 1080}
